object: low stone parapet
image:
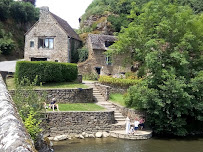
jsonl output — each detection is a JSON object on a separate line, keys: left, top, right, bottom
{"left": 0, "top": 75, "right": 35, "bottom": 152}
{"left": 109, "top": 101, "right": 145, "bottom": 121}
{"left": 94, "top": 82, "right": 110, "bottom": 100}
{"left": 43, "top": 111, "right": 115, "bottom": 137}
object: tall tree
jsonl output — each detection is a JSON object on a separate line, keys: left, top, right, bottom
{"left": 22, "top": 0, "right": 36, "bottom": 6}
{"left": 110, "top": 0, "right": 203, "bottom": 136}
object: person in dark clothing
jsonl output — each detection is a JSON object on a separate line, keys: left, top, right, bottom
{"left": 49, "top": 98, "right": 59, "bottom": 111}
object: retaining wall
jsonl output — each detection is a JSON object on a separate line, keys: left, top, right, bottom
{"left": 95, "top": 83, "right": 128, "bottom": 100}
{"left": 44, "top": 111, "right": 115, "bottom": 136}
{"left": 9, "top": 88, "right": 93, "bottom": 103}
{"left": 0, "top": 75, "right": 35, "bottom": 152}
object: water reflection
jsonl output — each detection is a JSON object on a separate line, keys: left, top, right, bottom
{"left": 53, "top": 137, "right": 203, "bottom": 152}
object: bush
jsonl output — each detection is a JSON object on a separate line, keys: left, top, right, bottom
{"left": 15, "top": 61, "right": 78, "bottom": 85}
{"left": 98, "top": 75, "right": 142, "bottom": 87}
{"left": 83, "top": 72, "right": 98, "bottom": 81}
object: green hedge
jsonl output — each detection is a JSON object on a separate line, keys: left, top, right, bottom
{"left": 15, "top": 61, "right": 78, "bottom": 84}
{"left": 98, "top": 76, "right": 142, "bottom": 87}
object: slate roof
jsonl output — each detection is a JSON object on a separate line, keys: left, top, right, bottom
{"left": 88, "top": 34, "right": 116, "bottom": 50}
{"left": 51, "top": 13, "right": 81, "bottom": 41}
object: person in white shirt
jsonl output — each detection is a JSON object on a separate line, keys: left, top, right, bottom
{"left": 134, "top": 118, "right": 140, "bottom": 132}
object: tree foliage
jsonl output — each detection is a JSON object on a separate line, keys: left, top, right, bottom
{"left": 0, "top": 28, "right": 15, "bottom": 55}
{"left": 9, "top": 1, "right": 39, "bottom": 23}
{"left": 13, "top": 78, "right": 46, "bottom": 141}
{"left": 111, "top": 0, "right": 203, "bottom": 136}
{"left": 22, "top": 0, "right": 36, "bottom": 6}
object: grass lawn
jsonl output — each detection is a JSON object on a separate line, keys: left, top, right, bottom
{"left": 47, "top": 103, "right": 105, "bottom": 111}
{"left": 110, "top": 93, "right": 126, "bottom": 107}
{"left": 6, "top": 77, "right": 88, "bottom": 90}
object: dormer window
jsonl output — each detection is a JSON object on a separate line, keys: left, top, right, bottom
{"left": 38, "top": 38, "right": 54, "bottom": 49}
{"left": 105, "top": 41, "right": 114, "bottom": 47}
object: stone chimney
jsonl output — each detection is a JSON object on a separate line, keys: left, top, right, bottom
{"left": 39, "top": 6, "right": 50, "bottom": 22}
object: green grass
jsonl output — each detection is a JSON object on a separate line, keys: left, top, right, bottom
{"left": 47, "top": 103, "right": 105, "bottom": 111}
{"left": 6, "top": 77, "right": 88, "bottom": 90}
{"left": 110, "top": 93, "right": 126, "bottom": 107}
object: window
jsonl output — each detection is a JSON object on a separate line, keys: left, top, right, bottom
{"left": 106, "top": 56, "right": 112, "bottom": 65}
{"left": 30, "top": 41, "right": 34, "bottom": 47}
{"left": 38, "top": 38, "right": 54, "bottom": 49}
{"left": 105, "top": 41, "right": 114, "bottom": 47}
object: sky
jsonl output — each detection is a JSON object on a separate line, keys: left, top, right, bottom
{"left": 36, "top": 0, "right": 93, "bottom": 29}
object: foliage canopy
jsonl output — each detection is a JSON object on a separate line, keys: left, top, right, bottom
{"left": 111, "top": 0, "right": 203, "bottom": 136}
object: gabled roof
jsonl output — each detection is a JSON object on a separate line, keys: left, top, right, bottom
{"left": 25, "top": 10, "right": 81, "bottom": 41}
{"left": 88, "top": 34, "right": 116, "bottom": 50}
{"left": 51, "top": 13, "right": 81, "bottom": 41}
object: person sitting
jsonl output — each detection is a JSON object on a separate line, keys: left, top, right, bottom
{"left": 139, "top": 117, "right": 145, "bottom": 130}
{"left": 49, "top": 98, "right": 59, "bottom": 111}
{"left": 130, "top": 126, "right": 134, "bottom": 134}
{"left": 134, "top": 118, "right": 140, "bottom": 132}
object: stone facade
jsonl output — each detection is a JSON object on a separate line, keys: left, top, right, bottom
{"left": 9, "top": 88, "right": 93, "bottom": 103}
{"left": 0, "top": 75, "right": 36, "bottom": 152}
{"left": 44, "top": 111, "right": 115, "bottom": 136}
{"left": 78, "top": 34, "right": 131, "bottom": 75}
{"left": 24, "top": 7, "right": 81, "bottom": 63}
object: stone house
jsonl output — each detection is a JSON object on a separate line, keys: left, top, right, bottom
{"left": 78, "top": 34, "right": 131, "bottom": 75}
{"left": 24, "top": 7, "right": 81, "bottom": 62}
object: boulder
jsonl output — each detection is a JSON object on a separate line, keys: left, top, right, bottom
{"left": 88, "top": 134, "right": 95, "bottom": 138}
{"left": 102, "top": 132, "right": 110, "bottom": 138}
{"left": 53, "top": 135, "right": 68, "bottom": 141}
{"left": 95, "top": 132, "right": 103, "bottom": 138}
{"left": 79, "top": 135, "right": 84, "bottom": 139}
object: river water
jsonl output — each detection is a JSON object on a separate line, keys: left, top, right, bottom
{"left": 53, "top": 137, "right": 203, "bottom": 152}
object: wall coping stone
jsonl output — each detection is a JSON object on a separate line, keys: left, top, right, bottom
{"left": 0, "top": 75, "right": 36, "bottom": 152}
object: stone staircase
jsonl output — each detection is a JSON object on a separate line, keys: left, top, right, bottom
{"left": 83, "top": 81, "right": 126, "bottom": 130}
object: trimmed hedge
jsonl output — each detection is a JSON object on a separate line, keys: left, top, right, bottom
{"left": 98, "top": 76, "right": 142, "bottom": 87}
{"left": 15, "top": 61, "right": 78, "bottom": 84}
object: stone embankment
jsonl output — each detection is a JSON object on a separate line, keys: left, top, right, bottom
{"left": 44, "top": 111, "right": 115, "bottom": 137}
{"left": 0, "top": 75, "right": 36, "bottom": 152}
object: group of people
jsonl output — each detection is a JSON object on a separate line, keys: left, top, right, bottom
{"left": 43, "top": 98, "right": 59, "bottom": 111}
{"left": 125, "top": 115, "right": 145, "bottom": 134}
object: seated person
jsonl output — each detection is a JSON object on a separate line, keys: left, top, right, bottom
{"left": 139, "top": 117, "right": 145, "bottom": 130}
{"left": 134, "top": 118, "right": 140, "bottom": 132}
{"left": 43, "top": 102, "right": 48, "bottom": 109}
{"left": 49, "top": 98, "right": 59, "bottom": 111}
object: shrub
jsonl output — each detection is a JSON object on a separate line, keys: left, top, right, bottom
{"left": 13, "top": 78, "right": 46, "bottom": 142}
{"left": 15, "top": 61, "right": 78, "bottom": 85}
{"left": 83, "top": 72, "right": 98, "bottom": 81}
{"left": 98, "top": 75, "right": 142, "bottom": 87}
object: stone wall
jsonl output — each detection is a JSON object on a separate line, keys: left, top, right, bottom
{"left": 44, "top": 111, "right": 115, "bottom": 136}
{"left": 9, "top": 88, "right": 93, "bottom": 103}
{"left": 94, "top": 82, "right": 110, "bottom": 100}
{"left": 0, "top": 75, "right": 36, "bottom": 152}
{"left": 94, "top": 82, "right": 127, "bottom": 100}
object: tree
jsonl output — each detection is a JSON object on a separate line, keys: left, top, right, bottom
{"left": 9, "top": 1, "right": 39, "bottom": 23}
{"left": 0, "top": 29, "right": 15, "bottom": 55}
{"left": 22, "top": 0, "right": 36, "bottom": 6}
{"left": 111, "top": 0, "right": 203, "bottom": 136}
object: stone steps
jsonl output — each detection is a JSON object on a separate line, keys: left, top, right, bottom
{"left": 83, "top": 81, "right": 127, "bottom": 129}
